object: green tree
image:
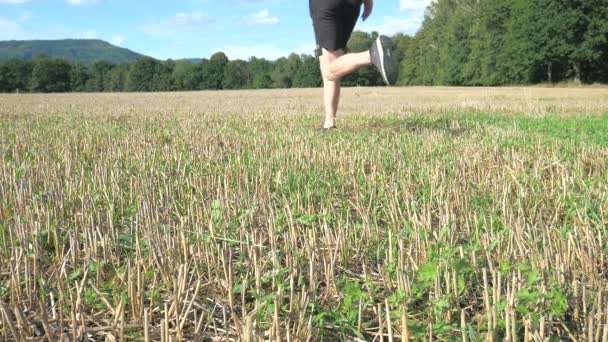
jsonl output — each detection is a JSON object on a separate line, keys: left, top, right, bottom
{"left": 249, "top": 57, "right": 273, "bottom": 89}
{"left": 270, "top": 57, "right": 289, "bottom": 88}
{"left": 201, "top": 52, "right": 228, "bottom": 90}
{"left": 498, "top": 0, "right": 538, "bottom": 83}
{"left": 253, "top": 73, "right": 272, "bottom": 89}
{"left": 415, "top": 11, "right": 442, "bottom": 85}
{"left": 391, "top": 33, "right": 412, "bottom": 69}
{"left": 532, "top": 0, "right": 572, "bottom": 83}
{"left": 399, "top": 35, "right": 422, "bottom": 85}
{"left": 153, "top": 60, "right": 175, "bottom": 91}
{"left": 0, "top": 59, "right": 33, "bottom": 92}
{"left": 292, "top": 55, "right": 321, "bottom": 88}
{"left": 126, "top": 57, "right": 163, "bottom": 92}
{"left": 564, "top": 0, "right": 608, "bottom": 83}
{"left": 444, "top": 0, "right": 483, "bottom": 85}
{"left": 70, "top": 62, "right": 89, "bottom": 92}
{"left": 192, "top": 59, "right": 209, "bottom": 90}
{"left": 31, "top": 55, "right": 72, "bottom": 92}
{"left": 223, "top": 60, "right": 250, "bottom": 89}
{"left": 172, "top": 60, "right": 198, "bottom": 90}
{"left": 271, "top": 53, "right": 301, "bottom": 88}
{"left": 109, "top": 63, "right": 130, "bottom": 92}
{"left": 86, "top": 60, "right": 114, "bottom": 92}
{"left": 476, "top": 0, "right": 512, "bottom": 85}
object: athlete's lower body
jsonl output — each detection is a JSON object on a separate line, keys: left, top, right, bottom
{"left": 309, "top": 0, "right": 397, "bottom": 130}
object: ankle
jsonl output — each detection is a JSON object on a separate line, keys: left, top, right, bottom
{"left": 323, "top": 119, "right": 336, "bottom": 129}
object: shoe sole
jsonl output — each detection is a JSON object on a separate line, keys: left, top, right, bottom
{"left": 375, "top": 36, "right": 389, "bottom": 85}
{"left": 375, "top": 36, "right": 396, "bottom": 85}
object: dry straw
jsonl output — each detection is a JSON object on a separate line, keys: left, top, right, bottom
{"left": 0, "top": 87, "right": 607, "bottom": 340}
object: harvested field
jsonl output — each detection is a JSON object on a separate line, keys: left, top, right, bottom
{"left": 1, "top": 87, "right": 607, "bottom": 341}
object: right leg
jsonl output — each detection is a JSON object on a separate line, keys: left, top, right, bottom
{"left": 325, "top": 50, "right": 371, "bottom": 82}
{"left": 325, "top": 35, "right": 399, "bottom": 85}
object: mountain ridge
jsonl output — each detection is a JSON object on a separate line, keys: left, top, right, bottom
{"left": 0, "top": 39, "right": 149, "bottom": 64}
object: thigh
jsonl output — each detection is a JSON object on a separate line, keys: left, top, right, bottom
{"left": 322, "top": 48, "right": 345, "bottom": 63}
{"left": 310, "top": 0, "right": 360, "bottom": 52}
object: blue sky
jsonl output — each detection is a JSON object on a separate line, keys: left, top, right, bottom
{"left": 0, "top": 0, "right": 432, "bottom": 60}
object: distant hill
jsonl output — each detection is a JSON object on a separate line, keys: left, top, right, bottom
{"left": 183, "top": 58, "right": 203, "bottom": 64}
{"left": 0, "top": 39, "right": 149, "bottom": 64}
{"left": 172, "top": 58, "right": 203, "bottom": 64}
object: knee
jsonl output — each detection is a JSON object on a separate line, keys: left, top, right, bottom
{"left": 320, "top": 62, "right": 339, "bottom": 82}
{"left": 321, "top": 49, "right": 343, "bottom": 82}
{"left": 325, "top": 71, "right": 339, "bottom": 82}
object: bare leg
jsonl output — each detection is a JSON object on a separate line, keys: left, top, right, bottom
{"left": 327, "top": 51, "right": 371, "bottom": 81}
{"left": 319, "top": 49, "right": 342, "bottom": 129}
{"left": 319, "top": 48, "right": 372, "bottom": 128}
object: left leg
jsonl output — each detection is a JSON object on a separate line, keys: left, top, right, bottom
{"left": 319, "top": 48, "right": 344, "bottom": 129}
{"left": 319, "top": 48, "right": 375, "bottom": 128}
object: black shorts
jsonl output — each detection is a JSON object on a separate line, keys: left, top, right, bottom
{"left": 310, "top": 0, "right": 361, "bottom": 54}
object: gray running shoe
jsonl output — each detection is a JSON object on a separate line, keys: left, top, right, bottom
{"left": 370, "top": 35, "right": 398, "bottom": 85}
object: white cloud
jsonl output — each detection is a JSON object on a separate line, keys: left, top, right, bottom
{"left": 110, "top": 35, "right": 125, "bottom": 46}
{"left": 400, "top": 0, "right": 432, "bottom": 11}
{"left": 359, "top": 0, "right": 432, "bottom": 36}
{"left": 1, "top": 0, "right": 101, "bottom": 4}
{"left": 0, "top": 13, "right": 120, "bottom": 43}
{"left": 0, "top": 0, "right": 31, "bottom": 4}
{"left": 0, "top": 0, "right": 100, "bottom": 5}
{"left": 65, "top": 0, "right": 99, "bottom": 4}
{"left": 0, "top": 11, "right": 31, "bottom": 40}
{"left": 359, "top": 15, "right": 424, "bottom": 36}
{"left": 0, "top": 17, "right": 22, "bottom": 40}
{"left": 140, "top": 11, "right": 212, "bottom": 38}
{"left": 139, "top": 25, "right": 172, "bottom": 38}
{"left": 170, "top": 11, "right": 211, "bottom": 26}
{"left": 17, "top": 11, "right": 32, "bottom": 21}
{"left": 80, "top": 30, "right": 98, "bottom": 39}
{"left": 243, "top": 9, "right": 279, "bottom": 26}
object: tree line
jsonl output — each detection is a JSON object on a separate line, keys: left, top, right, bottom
{"left": 0, "top": 53, "right": 317, "bottom": 93}
{"left": 1, "top": 0, "right": 606, "bottom": 93}
{"left": 399, "top": 0, "right": 608, "bottom": 85}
